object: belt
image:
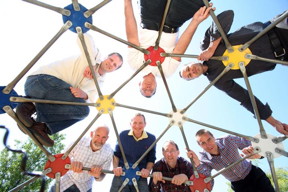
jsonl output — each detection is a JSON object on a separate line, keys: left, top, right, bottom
{"left": 267, "top": 28, "right": 286, "bottom": 60}
{"left": 141, "top": 22, "right": 179, "bottom": 33}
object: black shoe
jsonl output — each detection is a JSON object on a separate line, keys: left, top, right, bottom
{"left": 29, "top": 122, "right": 54, "bottom": 147}
{"left": 16, "top": 102, "right": 36, "bottom": 127}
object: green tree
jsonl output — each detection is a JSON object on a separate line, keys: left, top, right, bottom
{"left": 266, "top": 167, "right": 288, "bottom": 192}
{"left": 0, "top": 133, "right": 66, "bottom": 192}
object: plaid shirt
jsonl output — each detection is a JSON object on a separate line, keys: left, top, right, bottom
{"left": 60, "top": 137, "right": 113, "bottom": 192}
{"left": 149, "top": 157, "right": 194, "bottom": 192}
{"left": 197, "top": 135, "right": 252, "bottom": 185}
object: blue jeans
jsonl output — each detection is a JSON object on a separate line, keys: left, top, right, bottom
{"left": 140, "top": 0, "right": 207, "bottom": 28}
{"left": 110, "top": 176, "right": 149, "bottom": 192}
{"left": 25, "top": 74, "right": 89, "bottom": 134}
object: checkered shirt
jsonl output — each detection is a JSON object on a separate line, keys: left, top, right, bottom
{"left": 60, "top": 137, "right": 113, "bottom": 192}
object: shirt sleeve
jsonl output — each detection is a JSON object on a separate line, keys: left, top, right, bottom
{"left": 214, "top": 78, "right": 272, "bottom": 119}
{"left": 200, "top": 10, "right": 234, "bottom": 50}
{"left": 227, "top": 135, "right": 252, "bottom": 150}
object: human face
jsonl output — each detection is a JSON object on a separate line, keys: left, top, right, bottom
{"left": 139, "top": 73, "right": 157, "bottom": 97}
{"left": 180, "top": 63, "right": 204, "bottom": 80}
{"left": 162, "top": 143, "right": 179, "bottom": 168}
{"left": 90, "top": 127, "right": 109, "bottom": 151}
{"left": 130, "top": 115, "right": 146, "bottom": 138}
{"left": 196, "top": 132, "right": 219, "bottom": 155}
{"left": 100, "top": 54, "right": 122, "bottom": 73}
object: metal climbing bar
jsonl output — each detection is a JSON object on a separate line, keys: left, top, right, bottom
{"left": 272, "top": 136, "right": 288, "bottom": 144}
{"left": 266, "top": 152, "right": 280, "bottom": 192}
{"left": 62, "top": 112, "right": 102, "bottom": 160}
{"left": 9, "top": 176, "right": 42, "bottom": 192}
{"left": 136, "top": 171, "right": 193, "bottom": 186}
{"left": 108, "top": 60, "right": 152, "bottom": 99}
{"left": 275, "top": 148, "right": 288, "bottom": 157}
{"left": 84, "top": 0, "right": 112, "bottom": 18}
{"left": 22, "top": 0, "right": 71, "bottom": 16}
{"left": 205, "top": 151, "right": 260, "bottom": 183}
{"left": 240, "top": 10, "right": 288, "bottom": 51}
{"left": 2, "top": 21, "right": 72, "bottom": 94}
{"left": 161, "top": 53, "right": 227, "bottom": 61}
{"left": 86, "top": 23, "right": 149, "bottom": 54}
{"left": 184, "top": 116, "right": 259, "bottom": 143}
{"left": 202, "top": 0, "right": 233, "bottom": 52}
{"left": 10, "top": 97, "right": 96, "bottom": 107}
{"left": 3, "top": 106, "right": 54, "bottom": 159}
{"left": 157, "top": 61, "right": 177, "bottom": 112}
{"left": 154, "top": 0, "right": 171, "bottom": 50}
{"left": 115, "top": 103, "right": 170, "bottom": 118}
{"left": 55, "top": 172, "right": 61, "bottom": 192}
{"left": 178, "top": 124, "right": 199, "bottom": 178}
{"left": 181, "top": 64, "right": 233, "bottom": 114}
{"left": 132, "top": 178, "right": 140, "bottom": 192}
{"left": 118, "top": 178, "right": 129, "bottom": 192}
{"left": 239, "top": 63, "right": 267, "bottom": 139}
{"left": 71, "top": 0, "right": 80, "bottom": 11}
{"left": 246, "top": 54, "right": 288, "bottom": 66}
{"left": 109, "top": 111, "right": 129, "bottom": 170}
{"left": 132, "top": 122, "right": 174, "bottom": 169}
{"left": 77, "top": 28, "right": 104, "bottom": 99}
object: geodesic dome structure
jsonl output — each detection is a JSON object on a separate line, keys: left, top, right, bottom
{"left": 0, "top": 0, "right": 287, "bottom": 192}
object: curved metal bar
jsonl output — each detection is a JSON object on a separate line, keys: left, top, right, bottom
{"left": 84, "top": 0, "right": 112, "bottom": 18}
{"left": 10, "top": 97, "right": 96, "bottom": 107}
{"left": 266, "top": 152, "right": 280, "bottom": 192}
{"left": 181, "top": 64, "right": 233, "bottom": 114}
{"left": 62, "top": 112, "right": 102, "bottom": 159}
{"left": 202, "top": 0, "right": 233, "bottom": 52}
{"left": 154, "top": 0, "right": 171, "bottom": 50}
{"left": 109, "top": 60, "right": 151, "bottom": 99}
{"left": 109, "top": 111, "right": 129, "bottom": 170}
{"left": 161, "top": 53, "right": 227, "bottom": 61}
{"left": 22, "top": 0, "right": 71, "bottom": 16}
{"left": 115, "top": 103, "right": 170, "bottom": 118}
{"left": 3, "top": 106, "right": 53, "bottom": 158}
{"left": 184, "top": 116, "right": 259, "bottom": 143}
{"left": 239, "top": 62, "right": 267, "bottom": 139}
{"left": 77, "top": 28, "right": 103, "bottom": 99}
{"left": 132, "top": 122, "right": 174, "bottom": 169}
{"left": 246, "top": 54, "right": 288, "bottom": 66}
{"left": 157, "top": 61, "right": 177, "bottom": 112}
{"left": 178, "top": 124, "right": 199, "bottom": 178}
{"left": 240, "top": 10, "right": 288, "bottom": 51}
{"left": 86, "top": 22, "right": 149, "bottom": 54}
{"left": 3, "top": 21, "right": 72, "bottom": 94}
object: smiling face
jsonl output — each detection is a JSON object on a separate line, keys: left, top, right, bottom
{"left": 180, "top": 63, "right": 204, "bottom": 80}
{"left": 196, "top": 132, "right": 219, "bottom": 155}
{"left": 99, "top": 53, "right": 123, "bottom": 73}
{"left": 162, "top": 141, "right": 179, "bottom": 168}
{"left": 130, "top": 114, "right": 146, "bottom": 139}
{"left": 90, "top": 126, "right": 109, "bottom": 151}
{"left": 139, "top": 73, "right": 157, "bottom": 97}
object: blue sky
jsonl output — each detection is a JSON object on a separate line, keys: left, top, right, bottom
{"left": 0, "top": 0, "right": 287, "bottom": 191}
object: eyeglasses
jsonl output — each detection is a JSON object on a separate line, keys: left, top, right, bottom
{"left": 163, "top": 150, "right": 178, "bottom": 154}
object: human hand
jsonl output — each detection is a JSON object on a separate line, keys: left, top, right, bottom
{"left": 172, "top": 174, "right": 188, "bottom": 186}
{"left": 275, "top": 122, "right": 288, "bottom": 136}
{"left": 193, "top": 4, "right": 215, "bottom": 24}
{"left": 140, "top": 168, "right": 150, "bottom": 178}
{"left": 152, "top": 172, "right": 164, "bottom": 184}
{"left": 113, "top": 167, "right": 123, "bottom": 177}
{"left": 71, "top": 161, "right": 83, "bottom": 173}
{"left": 186, "top": 149, "right": 200, "bottom": 167}
{"left": 70, "top": 87, "right": 88, "bottom": 100}
{"left": 241, "top": 146, "right": 262, "bottom": 159}
{"left": 198, "top": 49, "right": 214, "bottom": 61}
{"left": 89, "top": 165, "right": 102, "bottom": 178}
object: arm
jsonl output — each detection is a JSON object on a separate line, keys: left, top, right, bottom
{"left": 198, "top": 37, "right": 222, "bottom": 61}
{"left": 124, "top": 0, "right": 140, "bottom": 47}
{"left": 266, "top": 116, "right": 288, "bottom": 135}
{"left": 141, "top": 162, "right": 154, "bottom": 178}
{"left": 173, "top": 6, "right": 213, "bottom": 61}
{"left": 112, "top": 155, "right": 123, "bottom": 176}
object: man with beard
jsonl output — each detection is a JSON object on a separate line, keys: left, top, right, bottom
{"left": 49, "top": 126, "right": 113, "bottom": 192}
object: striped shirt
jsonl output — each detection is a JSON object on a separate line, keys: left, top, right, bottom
{"left": 60, "top": 137, "right": 113, "bottom": 192}
{"left": 197, "top": 135, "right": 252, "bottom": 183}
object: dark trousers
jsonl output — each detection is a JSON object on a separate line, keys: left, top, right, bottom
{"left": 139, "top": 0, "right": 206, "bottom": 28}
{"left": 231, "top": 165, "right": 275, "bottom": 192}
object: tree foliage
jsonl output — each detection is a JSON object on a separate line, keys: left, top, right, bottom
{"left": 0, "top": 133, "right": 66, "bottom": 192}
{"left": 266, "top": 167, "right": 288, "bottom": 192}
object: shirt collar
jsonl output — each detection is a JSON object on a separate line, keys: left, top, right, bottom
{"left": 128, "top": 129, "right": 148, "bottom": 141}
